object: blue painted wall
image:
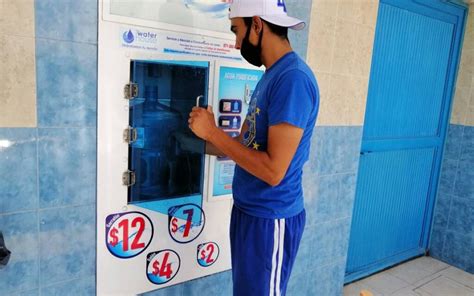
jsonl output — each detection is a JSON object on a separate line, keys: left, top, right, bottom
{"left": 430, "top": 124, "right": 474, "bottom": 274}
{"left": 0, "top": 0, "right": 366, "bottom": 295}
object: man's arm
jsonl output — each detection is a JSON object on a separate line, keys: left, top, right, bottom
{"left": 190, "top": 67, "right": 315, "bottom": 186}
{"left": 205, "top": 142, "right": 225, "bottom": 157}
{"left": 205, "top": 117, "right": 249, "bottom": 157}
{"left": 208, "top": 123, "right": 303, "bottom": 186}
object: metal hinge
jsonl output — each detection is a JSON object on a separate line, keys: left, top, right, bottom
{"left": 122, "top": 170, "right": 136, "bottom": 186}
{"left": 123, "top": 127, "right": 137, "bottom": 144}
{"left": 124, "top": 82, "right": 138, "bottom": 100}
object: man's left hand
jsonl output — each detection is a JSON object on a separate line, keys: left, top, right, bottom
{"left": 188, "top": 106, "right": 217, "bottom": 141}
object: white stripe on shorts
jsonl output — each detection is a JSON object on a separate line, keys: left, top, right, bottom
{"left": 269, "top": 219, "right": 278, "bottom": 296}
{"left": 269, "top": 219, "right": 285, "bottom": 296}
{"left": 275, "top": 219, "right": 285, "bottom": 296}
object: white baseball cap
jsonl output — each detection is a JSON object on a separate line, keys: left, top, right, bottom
{"left": 229, "top": 0, "right": 305, "bottom": 30}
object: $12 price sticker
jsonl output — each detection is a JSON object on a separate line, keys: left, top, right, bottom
{"left": 168, "top": 204, "right": 205, "bottom": 243}
{"left": 147, "top": 250, "right": 180, "bottom": 285}
{"left": 197, "top": 242, "right": 219, "bottom": 267}
{"left": 105, "top": 212, "right": 153, "bottom": 258}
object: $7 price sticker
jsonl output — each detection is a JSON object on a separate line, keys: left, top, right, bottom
{"left": 168, "top": 204, "right": 205, "bottom": 244}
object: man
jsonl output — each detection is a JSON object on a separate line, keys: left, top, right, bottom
{"left": 188, "top": 0, "right": 319, "bottom": 295}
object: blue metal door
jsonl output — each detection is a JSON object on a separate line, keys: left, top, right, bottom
{"left": 345, "top": 0, "right": 467, "bottom": 282}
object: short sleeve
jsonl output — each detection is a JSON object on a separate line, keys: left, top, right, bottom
{"left": 268, "top": 69, "right": 316, "bottom": 129}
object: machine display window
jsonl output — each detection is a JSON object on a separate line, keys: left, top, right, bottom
{"left": 127, "top": 60, "right": 209, "bottom": 203}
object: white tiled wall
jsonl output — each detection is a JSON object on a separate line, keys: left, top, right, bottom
{"left": 307, "top": 0, "right": 379, "bottom": 126}
{"left": 451, "top": 4, "right": 474, "bottom": 126}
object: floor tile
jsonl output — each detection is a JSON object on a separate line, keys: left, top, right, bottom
{"left": 388, "top": 260, "right": 438, "bottom": 285}
{"left": 390, "top": 285, "right": 420, "bottom": 296}
{"left": 359, "top": 272, "right": 410, "bottom": 295}
{"left": 414, "top": 257, "right": 450, "bottom": 274}
{"left": 441, "top": 267, "right": 474, "bottom": 289}
{"left": 346, "top": 257, "right": 474, "bottom": 296}
{"left": 343, "top": 283, "right": 362, "bottom": 296}
{"left": 413, "top": 288, "right": 432, "bottom": 296}
{"left": 344, "top": 282, "right": 383, "bottom": 296}
{"left": 414, "top": 276, "right": 474, "bottom": 296}
{"left": 412, "top": 272, "right": 444, "bottom": 289}
{"left": 388, "top": 257, "right": 450, "bottom": 285}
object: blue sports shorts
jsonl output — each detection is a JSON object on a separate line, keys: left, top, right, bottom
{"left": 230, "top": 205, "right": 306, "bottom": 296}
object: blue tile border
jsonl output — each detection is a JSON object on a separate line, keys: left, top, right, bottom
{"left": 0, "top": 212, "right": 39, "bottom": 294}
{"left": 0, "top": 129, "right": 38, "bottom": 214}
{"left": 39, "top": 205, "right": 95, "bottom": 285}
{"left": 446, "top": 196, "right": 474, "bottom": 233}
{"left": 429, "top": 224, "right": 446, "bottom": 259}
{"left": 13, "top": 289, "right": 40, "bottom": 296}
{"left": 291, "top": 225, "right": 314, "bottom": 277}
{"left": 454, "top": 159, "right": 474, "bottom": 199}
{"left": 432, "top": 193, "right": 452, "bottom": 229}
{"left": 443, "top": 124, "right": 464, "bottom": 160}
{"left": 293, "top": 260, "right": 345, "bottom": 296}
{"left": 38, "top": 128, "right": 96, "bottom": 208}
{"left": 311, "top": 218, "right": 351, "bottom": 267}
{"left": 40, "top": 276, "right": 95, "bottom": 296}
{"left": 287, "top": 0, "right": 312, "bottom": 60}
{"left": 431, "top": 124, "right": 474, "bottom": 274}
{"left": 460, "top": 126, "right": 474, "bottom": 162}
{"left": 308, "top": 127, "right": 363, "bottom": 175}
{"left": 35, "top": 0, "right": 98, "bottom": 44}
{"left": 141, "top": 283, "right": 182, "bottom": 296}
{"left": 442, "top": 230, "right": 472, "bottom": 271}
{"left": 181, "top": 271, "right": 232, "bottom": 296}
{"left": 36, "top": 39, "right": 97, "bottom": 128}
{"left": 438, "top": 158, "right": 458, "bottom": 195}
{"left": 305, "top": 173, "right": 357, "bottom": 226}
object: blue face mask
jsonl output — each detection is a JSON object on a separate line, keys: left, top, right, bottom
{"left": 241, "top": 24, "right": 263, "bottom": 67}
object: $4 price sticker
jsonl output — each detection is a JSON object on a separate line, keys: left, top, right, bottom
{"left": 147, "top": 250, "right": 180, "bottom": 285}
{"left": 197, "top": 242, "right": 219, "bottom": 267}
{"left": 105, "top": 212, "right": 153, "bottom": 258}
{"left": 168, "top": 204, "right": 205, "bottom": 243}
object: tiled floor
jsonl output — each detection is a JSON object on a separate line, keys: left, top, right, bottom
{"left": 344, "top": 256, "right": 474, "bottom": 296}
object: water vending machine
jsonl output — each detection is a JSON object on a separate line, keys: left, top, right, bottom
{"left": 97, "top": 5, "right": 263, "bottom": 294}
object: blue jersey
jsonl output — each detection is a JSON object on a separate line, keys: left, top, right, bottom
{"left": 233, "top": 52, "right": 319, "bottom": 219}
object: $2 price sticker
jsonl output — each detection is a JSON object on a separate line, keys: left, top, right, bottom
{"left": 197, "top": 242, "right": 219, "bottom": 267}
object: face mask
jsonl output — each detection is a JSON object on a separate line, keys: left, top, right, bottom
{"left": 240, "top": 24, "right": 263, "bottom": 67}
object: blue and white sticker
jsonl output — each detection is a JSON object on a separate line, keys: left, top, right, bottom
{"left": 105, "top": 212, "right": 153, "bottom": 258}
{"left": 168, "top": 203, "right": 205, "bottom": 244}
{"left": 197, "top": 242, "right": 220, "bottom": 267}
{"left": 147, "top": 250, "right": 181, "bottom": 285}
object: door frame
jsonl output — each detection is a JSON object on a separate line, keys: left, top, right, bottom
{"left": 344, "top": 0, "right": 468, "bottom": 283}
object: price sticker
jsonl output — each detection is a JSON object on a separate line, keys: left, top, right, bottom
{"left": 197, "top": 242, "right": 219, "bottom": 267}
{"left": 147, "top": 250, "right": 181, "bottom": 285}
{"left": 168, "top": 204, "right": 205, "bottom": 244}
{"left": 105, "top": 212, "right": 153, "bottom": 258}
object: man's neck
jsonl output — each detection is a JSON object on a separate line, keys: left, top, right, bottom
{"left": 261, "top": 37, "right": 293, "bottom": 69}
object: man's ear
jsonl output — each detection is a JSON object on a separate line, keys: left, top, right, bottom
{"left": 252, "top": 16, "right": 263, "bottom": 34}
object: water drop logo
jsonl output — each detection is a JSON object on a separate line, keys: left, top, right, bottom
{"left": 123, "top": 30, "right": 135, "bottom": 44}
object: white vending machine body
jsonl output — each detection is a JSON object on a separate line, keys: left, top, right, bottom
{"left": 97, "top": 3, "right": 264, "bottom": 294}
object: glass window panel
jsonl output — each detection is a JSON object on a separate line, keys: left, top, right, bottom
{"left": 128, "top": 61, "right": 209, "bottom": 203}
